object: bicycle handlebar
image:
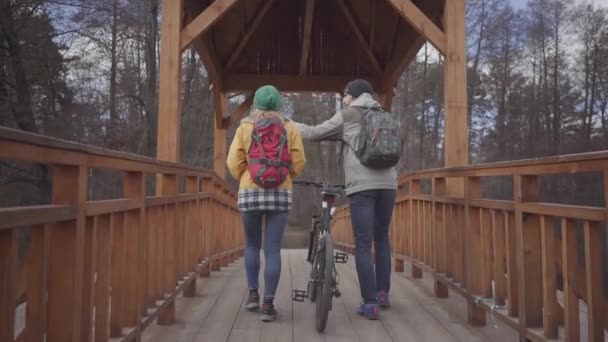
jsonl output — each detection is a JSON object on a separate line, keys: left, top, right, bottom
{"left": 293, "top": 180, "right": 345, "bottom": 190}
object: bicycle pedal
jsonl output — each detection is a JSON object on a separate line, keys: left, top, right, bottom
{"left": 292, "top": 290, "right": 307, "bottom": 302}
{"left": 334, "top": 252, "right": 348, "bottom": 263}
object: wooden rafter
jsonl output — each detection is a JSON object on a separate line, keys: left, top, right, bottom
{"left": 225, "top": 0, "right": 276, "bottom": 72}
{"left": 299, "top": 0, "right": 315, "bottom": 75}
{"left": 224, "top": 74, "right": 380, "bottom": 92}
{"left": 385, "top": 0, "right": 446, "bottom": 55}
{"left": 223, "top": 93, "right": 254, "bottom": 128}
{"left": 335, "top": 0, "right": 382, "bottom": 75}
{"left": 180, "top": 0, "right": 239, "bottom": 52}
{"left": 369, "top": 0, "right": 376, "bottom": 50}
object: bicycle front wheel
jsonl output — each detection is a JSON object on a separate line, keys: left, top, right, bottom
{"left": 315, "top": 235, "right": 334, "bottom": 333}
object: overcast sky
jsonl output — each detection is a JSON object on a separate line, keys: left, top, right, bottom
{"left": 509, "top": 0, "right": 608, "bottom": 8}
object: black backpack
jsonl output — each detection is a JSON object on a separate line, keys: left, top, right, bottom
{"left": 348, "top": 106, "right": 402, "bottom": 169}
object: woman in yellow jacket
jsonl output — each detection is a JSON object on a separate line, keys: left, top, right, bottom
{"left": 227, "top": 85, "right": 306, "bottom": 322}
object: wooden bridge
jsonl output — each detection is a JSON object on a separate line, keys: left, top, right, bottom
{"left": 1, "top": 0, "right": 607, "bottom": 341}
{"left": 2, "top": 126, "right": 608, "bottom": 342}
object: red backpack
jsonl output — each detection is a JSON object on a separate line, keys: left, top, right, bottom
{"left": 247, "top": 117, "right": 292, "bottom": 188}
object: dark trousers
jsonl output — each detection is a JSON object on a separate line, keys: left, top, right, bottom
{"left": 348, "top": 189, "right": 396, "bottom": 303}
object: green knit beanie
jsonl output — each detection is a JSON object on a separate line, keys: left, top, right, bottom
{"left": 253, "top": 85, "right": 282, "bottom": 111}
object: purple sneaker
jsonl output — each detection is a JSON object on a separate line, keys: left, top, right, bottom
{"left": 377, "top": 291, "right": 391, "bottom": 309}
{"left": 356, "top": 303, "right": 380, "bottom": 320}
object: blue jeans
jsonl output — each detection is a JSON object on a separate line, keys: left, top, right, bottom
{"left": 242, "top": 210, "right": 288, "bottom": 298}
{"left": 348, "top": 189, "right": 396, "bottom": 303}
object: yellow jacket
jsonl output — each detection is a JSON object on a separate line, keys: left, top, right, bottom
{"left": 226, "top": 116, "right": 306, "bottom": 190}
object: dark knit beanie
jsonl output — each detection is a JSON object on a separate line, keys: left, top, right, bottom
{"left": 344, "top": 79, "right": 373, "bottom": 98}
{"left": 253, "top": 85, "right": 282, "bottom": 111}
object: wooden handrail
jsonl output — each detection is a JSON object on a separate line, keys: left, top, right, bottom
{"left": 0, "top": 128, "right": 244, "bottom": 342}
{"left": 399, "top": 149, "right": 608, "bottom": 183}
{"left": 334, "top": 151, "right": 608, "bottom": 342}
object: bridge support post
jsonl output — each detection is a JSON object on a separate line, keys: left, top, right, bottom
{"left": 184, "top": 279, "right": 197, "bottom": 297}
{"left": 155, "top": 0, "right": 183, "bottom": 326}
{"left": 394, "top": 259, "right": 404, "bottom": 273}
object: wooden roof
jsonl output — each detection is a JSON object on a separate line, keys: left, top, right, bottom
{"left": 182, "top": 0, "right": 445, "bottom": 93}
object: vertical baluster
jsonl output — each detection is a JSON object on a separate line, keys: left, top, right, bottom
{"left": 158, "top": 173, "right": 177, "bottom": 325}
{"left": 110, "top": 212, "right": 126, "bottom": 337}
{"left": 410, "top": 180, "right": 422, "bottom": 278}
{"left": 80, "top": 217, "right": 97, "bottom": 342}
{"left": 505, "top": 211, "right": 519, "bottom": 317}
{"left": 480, "top": 208, "right": 493, "bottom": 298}
{"left": 514, "top": 175, "right": 543, "bottom": 332}
{"left": 25, "top": 225, "right": 50, "bottom": 342}
{"left": 465, "top": 176, "right": 485, "bottom": 326}
{"left": 561, "top": 218, "right": 580, "bottom": 341}
{"left": 95, "top": 215, "right": 112, "bottom": 342}
{"left": 433, "top": 178, "right": 448, "bottom": 297}
{"left": 540, "top": 215, "right": 558, "bottom": 338}
{"left": 583, "top": 220, "right": 604, "bottom": 341}
{"left": 0, "top": 228, "right": 19, "bottom": 342}
{"left": 492, "top": 210, "right": 507, "bottom": 307}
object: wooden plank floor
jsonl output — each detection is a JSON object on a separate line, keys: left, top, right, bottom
{"left": 142, "top": 250, "right": 517, "bottom": 342}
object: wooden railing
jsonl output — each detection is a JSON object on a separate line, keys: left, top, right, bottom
{"left": 0, "top": 127, "right": 244, "bottom": 342}
{"left": 334, "top": 151, "right": 608, "bottom": 341}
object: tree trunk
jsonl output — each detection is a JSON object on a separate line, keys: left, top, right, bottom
{"left": 109, "top": 0, "right": 119, "bottom": 147}
{"left": 419, "top": 43, "right": 428, "bottom": 169}
{"left": 143, "top": 0, "right": 159, "bottom": 156}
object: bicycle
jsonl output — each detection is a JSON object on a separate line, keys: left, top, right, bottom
{"left": 291, "top": 180, "right": 349, "bottom": 333}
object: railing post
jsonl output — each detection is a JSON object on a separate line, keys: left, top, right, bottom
{"left": 211, "top": 181, "right": 221, "bottom": 271}
{"left": 47, "top": 165, "right": 87, "bottom": 342}
{"left": 184, "top": 176, "right": 199, "bottom": 297}
{"left": 0, "top": 228, "right": 19, "bottom": 342}
{"left": 394, "top": 185, "right": 405, "bottom": 273}
{"left": 200, "top": 177, "right": 213, "bottom": 277}
{"left": 432, "top": 177, "right": 448, "bottom": 298}
{"left": 157, "top": 173, "right": 177, "bottom": 325}
{"left": 123, "top": 171, "right": 145, "bottom": 329}
{"left": 514, "top": 175, "right": 542, "bottom": 336}
{"left": 465, "top": 176, "right": 485, "bottom": 326}
{"left": 409, "top": 180, "right": 422, "bottom": 278}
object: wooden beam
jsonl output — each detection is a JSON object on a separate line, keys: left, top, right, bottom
{"left": 223, "top": 93, "right": 254, "bottom": 128}
{"left": 335, "top": 0, "right": 382, "bottom": 75}
{"left": 370, "top": 0, "right": 376, "bottom": 50}
{"left": 385, "top": 0, "right": 446, "bottom": 55}
{"left": 157, "top": 0, "right": 183, "bottom": 163}
{"left": 180, "top": 0, "right": 239, "bottom": 51}
{"left": 443, "top": 0, "right": 468, "bottom": 168}
{"left": 299, "top": 0, "right": 315, "bottom": 75}
{"left": 225, "top": 0, "right": 276, "bottom": 71}
{"left": 379, "top": 89, "right": 394, "bottom": 110}
{"left": 224, "top": 74, "right": 381, "bottom": 92}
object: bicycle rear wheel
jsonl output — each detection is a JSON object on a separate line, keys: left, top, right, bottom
{"left": 315, "top": 235, "right": 334, "bottom": 332}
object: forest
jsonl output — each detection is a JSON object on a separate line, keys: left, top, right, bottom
{"left": 1, "top": 0, "right": 607, "bottom": 225}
